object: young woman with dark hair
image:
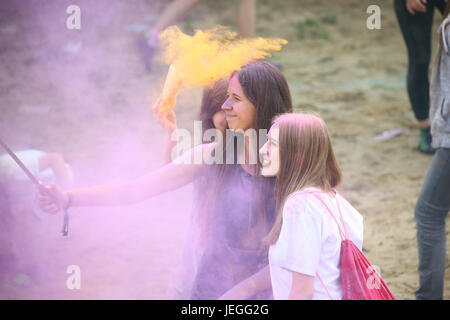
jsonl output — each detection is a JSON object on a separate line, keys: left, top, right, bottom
{"left": 189, "top": 62, "right": 293, "bottom": 299}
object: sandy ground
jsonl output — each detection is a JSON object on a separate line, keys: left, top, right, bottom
{"left": 0, "top": 0, "right": 448, "bottom": 299}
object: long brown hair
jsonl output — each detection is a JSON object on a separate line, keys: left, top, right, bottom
{"left": 199, "top": 78, "right": 228, "bottom": 133}
{"left": 193, "top": 78, "right": 228, "bottom": 237}
{"left": 202, "top": 61, "right": 293, "bottom": 244}
{"left": 263, "top": 112, "right": 342, "bottom": 245}
{"left": 234, "top": 61, "right": 293, "bottom": 142}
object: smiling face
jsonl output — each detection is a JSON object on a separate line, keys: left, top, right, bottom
{"left": 259, "top": 125, "right": 280, "bottom": 177}
{"left": 222, "top": 74, "right": 257, "bottom": 131}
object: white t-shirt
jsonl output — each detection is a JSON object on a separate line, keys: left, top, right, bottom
{"left": 269, "top": 187, "right": 363, "bottom": 300}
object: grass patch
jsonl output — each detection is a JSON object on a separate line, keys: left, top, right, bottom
{"left": 320, "top": 13, "right": 338, "bottom": 25}
{"left": 296, "top": 17, "right": 331, "bottom": 40}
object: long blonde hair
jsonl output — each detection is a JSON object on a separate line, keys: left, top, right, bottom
{"left": 263, "top": 112, "right": 342, "bottom": 245}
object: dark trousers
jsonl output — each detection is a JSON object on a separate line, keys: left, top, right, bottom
{"left": 414, "top": 148, "right": 450, "bottom": 299}
{"left": 394, "top": 0, "right": 447, "bottom": 121}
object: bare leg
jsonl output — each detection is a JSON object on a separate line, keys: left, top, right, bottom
{"left": 418, "top": 118, "right": 430, "bottom": 128}
{"left": 153, "top": 0, "right": 207, "bottom": 32}
{"left": 238, "top": 0, "right": 256, "bottom": 38}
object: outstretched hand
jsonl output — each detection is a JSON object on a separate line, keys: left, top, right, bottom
{"left": 35, "top": 183, "right": 69, "bottom": 214}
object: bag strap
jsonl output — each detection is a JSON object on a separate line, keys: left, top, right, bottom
{"left": 292, "top": 189, "right": 348, "bottom": 240}
{"left": 312, "top": 192, "right": 348, "bottom": 240}
{"left": 295, "top": 189, "right": 348, "bottom": 300}
{"left": 316, "top": 273, "right": 334, "bottom": 300}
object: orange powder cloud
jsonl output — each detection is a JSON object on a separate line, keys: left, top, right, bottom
{"left": 159, "top": 26, "right": 288, "bottom": 87}
{"left": 153, "top": 26, "right": 287, "bottom": 127}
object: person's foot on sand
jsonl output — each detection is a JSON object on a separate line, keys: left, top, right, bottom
{"left": 418, "top": 126, "right": 435, "bottom": 155}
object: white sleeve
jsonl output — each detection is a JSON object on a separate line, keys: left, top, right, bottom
{"left": 276, "top": 195, "right": 323, "bottom": 277}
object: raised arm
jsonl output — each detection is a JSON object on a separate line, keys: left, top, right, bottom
{"left": 153, "top": 96, "right": 178, "bottom": 165}
{"left": 35, "top": 143, "right": 214, "bottom": 212}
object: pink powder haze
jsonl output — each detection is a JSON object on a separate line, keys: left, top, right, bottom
{"left": 0, "top": 0, "right": 198, "bottom": 299}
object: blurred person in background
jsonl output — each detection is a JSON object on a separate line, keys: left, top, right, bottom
{"left": 414, "top": 2, "right": 450, "bottom": 300}
{"left": 0, "top": 149, "right": 73, "bottom": 288}
{"left": 394, "top": 0, "right": 448, "bottom": 154}
{"left": 140, "top": 0, "right": 256, "bottom": 71}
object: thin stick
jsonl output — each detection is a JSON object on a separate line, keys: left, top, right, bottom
{"left": 0, "top": 137, "right": 41, "bottom": 187}
{"left": 0, "top": 137, "right": 69, "bottom": 236}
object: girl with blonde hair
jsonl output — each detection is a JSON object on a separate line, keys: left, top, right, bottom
{"left": 220, "top": 112, "right": 364, "bottom": 300}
